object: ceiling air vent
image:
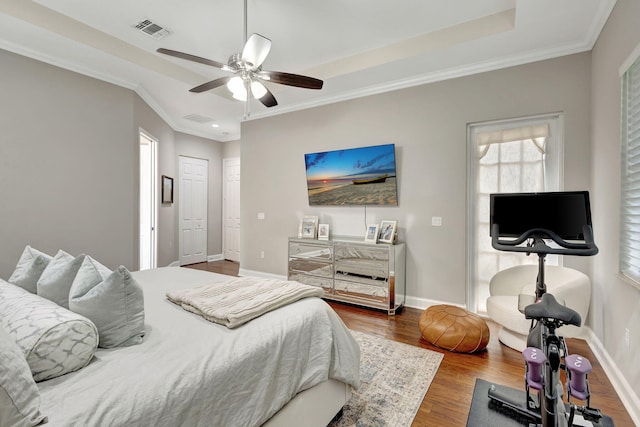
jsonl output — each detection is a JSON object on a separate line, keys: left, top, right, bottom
{"left": 183, "top": 114, "right": 215, "bottom": 124}
{"left": 135, "top": 19, "right": 170, "bottom": 40}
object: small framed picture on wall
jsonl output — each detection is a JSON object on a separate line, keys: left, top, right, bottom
{"left": 162, "top": 175, "right": 174, "bottom": 204}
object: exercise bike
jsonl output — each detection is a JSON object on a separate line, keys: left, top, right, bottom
{"left": 486, "top": 191, "right": 612, "bottom": 427}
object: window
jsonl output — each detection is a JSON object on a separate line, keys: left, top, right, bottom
{"left": 620, "top": 54, "right": 640, "bottom": 287}
{"left": 467, "top": 115, "right": 563, "bottom": 313}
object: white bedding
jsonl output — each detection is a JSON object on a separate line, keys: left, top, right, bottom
{"left": 37, "top": 267, "right": 360, "bottom": 427}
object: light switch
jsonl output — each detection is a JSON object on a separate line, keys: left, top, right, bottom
{"left": 257, "top": 212, "right": 265, "bottom": 220}
{"left": 431, "top": 217, "right": 442, "bottom": 226}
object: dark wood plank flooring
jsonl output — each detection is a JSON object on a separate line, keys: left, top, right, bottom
{"left": 184, "top": 260, "right": 634, "bottom": 426}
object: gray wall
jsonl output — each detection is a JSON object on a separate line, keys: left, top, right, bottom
{"left": 590, "top": 0, "right": 640, "bottom": 401}
{"left": 241, "top": 53, "right": 591, "bottom": 307}
{"left": 0, "top": 48, "right": 224, "bottom": 277}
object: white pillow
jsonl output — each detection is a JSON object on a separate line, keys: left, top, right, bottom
{"left": 37, "top": 250, "right": 85, "bottom": 308}
{"left": 0, "top": 279, "right": 98, "bottom": 382}
{"left": 0, "top": 325, "right": 47, "bottom": 427}
{"left": 8, "top": 246, "right": 52, "bottom": 293}
{"left": 69, "top": 257, "right": 145, "bottom": 348}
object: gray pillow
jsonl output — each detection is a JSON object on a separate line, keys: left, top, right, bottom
{"left": 69, "top": 257, "right": 145, "bottom": 348}
{"left": 8, "top": 246, "right": 52, "bottom": 293}
{"left": 37, "top": 250, "right": 85, "bottom": 308}
{"left": 0, "top": 280, "right": 98, "bottom": 382}
{"left": 0, "top": 325, "right": 47, "bottom": 427}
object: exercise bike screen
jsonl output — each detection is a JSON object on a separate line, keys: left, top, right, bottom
{"left": 490, "top": 191, "right": 592, "bottom": 240}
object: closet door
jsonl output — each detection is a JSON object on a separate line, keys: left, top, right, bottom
{"left": 179, "top": 156, "right": 208, "bottom": 265}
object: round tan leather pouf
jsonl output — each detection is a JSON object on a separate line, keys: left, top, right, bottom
{"left": 419, "top": 305, "right": 490, "bottom": 353}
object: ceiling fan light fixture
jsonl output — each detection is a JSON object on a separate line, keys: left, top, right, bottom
{"left": 251, "top": 81, "right": 268, "bottom": 99}
{"left": 227, "top": 76, "right": 247, "bottom": 101}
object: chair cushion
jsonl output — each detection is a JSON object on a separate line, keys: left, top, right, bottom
{"left": 486, "top": 295, "right": 531, "bottom": 335}
{"left": 419, "top": 305, "right": 490, "bottom": 353}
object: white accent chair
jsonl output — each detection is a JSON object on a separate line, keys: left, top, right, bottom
{"left": 486, "top": 265, "right": 591, "bottom": 351}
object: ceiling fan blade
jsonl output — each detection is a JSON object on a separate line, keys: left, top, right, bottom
{"left": 189, "top": 76, "right": 233, "bottom": 93}
{"left": 157, "top": 48, "right": 232, "bottom": 72}
{"left": 251, "top": 81, "right": 278, "bottom": 107}
{"left": 242, "top": 33, "right": 272, "bottom": 69}
{"left": 257, "top": 71, "right": 323, "bottom": 90}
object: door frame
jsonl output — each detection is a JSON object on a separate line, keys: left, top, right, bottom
{"left": 223, "top": 157, "right": 241, "bottom": 262}
{"left": 138, "top": 129, "right": 158, "bottom": 270}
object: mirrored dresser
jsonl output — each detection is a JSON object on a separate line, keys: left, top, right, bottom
{"left": 288, "top": 236, "right": 405, "bottom": 314}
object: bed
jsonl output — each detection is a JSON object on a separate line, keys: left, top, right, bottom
{"left": 4, "top": 265, "right": 360, "bottom": 427}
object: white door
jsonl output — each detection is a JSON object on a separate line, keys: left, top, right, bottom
{"left": 223, "top": 157, "right": 241, "bottom": 262}
{"left": 179, "top": 156, "right": 208, "bottom": 265}
{"left": 139, "top": 132, "right": 157, "bottom": 270}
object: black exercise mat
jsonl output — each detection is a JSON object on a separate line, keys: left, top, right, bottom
{"left": 466, "top": 378, "right": 615, "bottom": 427}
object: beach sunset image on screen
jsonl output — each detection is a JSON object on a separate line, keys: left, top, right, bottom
{"left": 304, "top": 144, "right": 398, "bottom": 206}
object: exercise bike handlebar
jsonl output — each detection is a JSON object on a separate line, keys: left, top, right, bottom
{"left": 491, "top": 224, "right": 599, "bottom": 256}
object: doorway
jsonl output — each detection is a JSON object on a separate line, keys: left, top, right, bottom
{"left": 139, "top": 131, "right": 157, "bottom": 270}
{"left": 223, "top": 157, "right": 241, "bottom": 262}
{"left": 179, "top": 156, "right": 208, "bottom": 265}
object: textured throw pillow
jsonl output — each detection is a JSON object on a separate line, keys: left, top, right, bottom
{"left": 69, "top": 257, "right": 145, "bottom": 348}
{"left": 0, "top": 279, "right": 99, "bottom": 382}
{"left": 8, "top": 246, "right": 52, "bottom": 293}
{"left": 0, "top": 325, "right": 47, "bottom": 427}
{"left": 37, "top": 250, "right": 85, "bottom": 308}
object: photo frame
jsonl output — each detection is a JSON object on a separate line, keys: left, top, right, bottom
{"left": 301, "top": 216, "right": 318, "bottom": 239}
{"left": 378, "top": 220, "right": 397, "bottom": 244}
{"left": 364, "top": 224, "right": 379, "bottom": 243}
{"left": 162, "top": 175, "right": 174, "bottom": 204}
{"left": 318, "top": 224, "right": 330, "bottom": 240}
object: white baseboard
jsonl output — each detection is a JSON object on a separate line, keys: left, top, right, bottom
{"left": 404, "top": 295, "right": 467, "bottom": 311}
{"left": 582, "top": 327, "right": 640, "bottom": 425}
{"left": 238, "top": 268, "right": 287, "bottom": 280}
{"left": 167, "top": 254, "right": 223, "bottom": 267}
{"left": 207, "top": 253, "right": 224, "bottom": 262}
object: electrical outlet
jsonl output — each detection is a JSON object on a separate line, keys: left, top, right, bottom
{"left": 625, "top": 328, "right": 630, "bottom": 349}
{"left": 260, "top": 251, "right": 265, "bottom": 259}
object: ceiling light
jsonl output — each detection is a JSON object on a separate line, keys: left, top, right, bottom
{"left": 227, "top": 76, "right": 247, "bottom": 101}
{"left": 251, "top": 81, "right": 267, "bottom": 99}
{"left": 211, "top": 123, "right": 219, "bottom": 128}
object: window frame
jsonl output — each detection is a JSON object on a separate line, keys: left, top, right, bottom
{"left": 466, "top": 113, "right": 564, "bottom": 313}
{"left": 619, "top": 50, "right": 640, "bottom": 289}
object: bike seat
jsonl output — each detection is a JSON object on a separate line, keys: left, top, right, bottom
{"left": 524, "top": 293, "right": 581, "bottom": 327}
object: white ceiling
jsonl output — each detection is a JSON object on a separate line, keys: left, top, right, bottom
{"left": 0, "top": 0, "right": 616, "bottom": 142}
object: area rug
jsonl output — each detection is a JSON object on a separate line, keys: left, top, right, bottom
{"left": 329, "top": 331, "right": 444, "bottom": 427}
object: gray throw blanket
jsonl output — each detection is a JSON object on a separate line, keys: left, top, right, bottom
{"left": 166, "top": 276, "right": 323, "bottom": 328}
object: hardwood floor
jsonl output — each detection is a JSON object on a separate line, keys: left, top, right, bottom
{"left": 185, "top": 260, "right": 635, "bottom": 426}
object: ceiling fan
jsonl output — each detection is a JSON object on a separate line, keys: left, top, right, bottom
{"left": 156, "top": 0, "right": 323, "bottom": 110}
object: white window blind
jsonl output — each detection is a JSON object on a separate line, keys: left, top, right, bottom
{"left": 620, "top": 55, "right": 640, "bottom": 284}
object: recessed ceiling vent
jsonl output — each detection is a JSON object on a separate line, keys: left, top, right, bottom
{"left": 183, "top": 114, "right": 215, "bottom": 124}
{"left": 135, "top": 19, "right": 170, "bottom": 40}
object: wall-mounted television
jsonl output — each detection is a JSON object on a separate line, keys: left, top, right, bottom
{"left": 490, "top": 191, "right": 592, "bottom": 240}
{"left": 304, "top": 144, "right": 398, "bottom": 206}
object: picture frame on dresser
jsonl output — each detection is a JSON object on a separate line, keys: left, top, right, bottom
{"left": 378, "top": 220, "right": 397, "bottom": 244}
{"left": 364, "top": 224, "right": 379, "bottom": 243}
{"left": 301, "top": 216, "right": 318, "bottom": 238}
{"left": 318, "top": 224, "right": 330, "bottom": 240}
